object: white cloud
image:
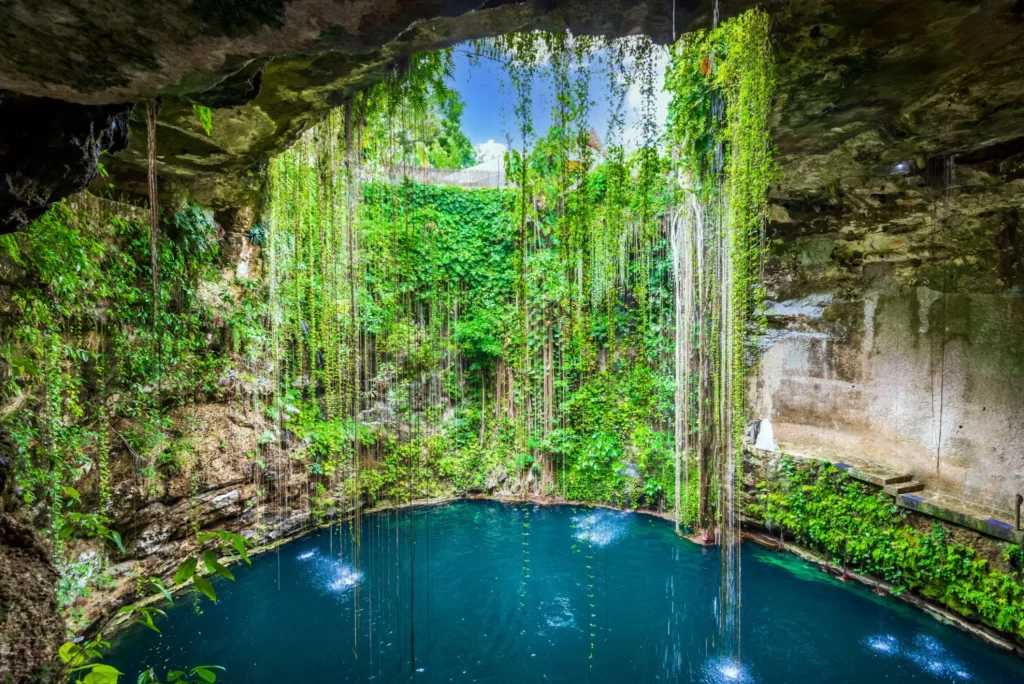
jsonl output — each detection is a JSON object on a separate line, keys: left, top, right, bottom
{"left": 475, "top": 139, "right": 508, "bottom": 162}
{"left": 622, "top": 45, "right": 671, "bottom": 151}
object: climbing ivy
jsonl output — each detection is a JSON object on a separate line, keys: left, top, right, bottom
{"left": 665, "top": 8, "right": 776, "bottom": 532}
{"left": 261, "top": 35, "right": 684, "bottom": 522}
{"left": 0, "top": 195, "right": 260, "bottom": 617}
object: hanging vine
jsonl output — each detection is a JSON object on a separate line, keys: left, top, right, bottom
{"left": 666, "top": 7, "right": 776, "bottom": 662}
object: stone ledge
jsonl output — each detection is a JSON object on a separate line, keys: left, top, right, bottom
{"left": 748, "top": 445, "right": 1024, "bottom": 546}
{"left": 898, "top": 493, "right": 1024, "bottom": 546}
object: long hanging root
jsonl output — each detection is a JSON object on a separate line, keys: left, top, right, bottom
{"left": 145, "top": 99, "right": 163, "bottom": 399}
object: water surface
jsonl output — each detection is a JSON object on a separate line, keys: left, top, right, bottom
{"left": 109, "top": 501, "right": 1024, "bottom": 682}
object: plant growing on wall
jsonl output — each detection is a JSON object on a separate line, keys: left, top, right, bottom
{"left": 753, "top": 459, "right": 1024, "bottom": 639}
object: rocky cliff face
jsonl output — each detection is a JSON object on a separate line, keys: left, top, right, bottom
{"left": 0, "top": 515, "right": 63, "bottom": 684}
{"left": 756, "top": 0, "right": 1024, "bottom": 517}
{"left": 69, "top": 402, "right": 316, "bottom": 634}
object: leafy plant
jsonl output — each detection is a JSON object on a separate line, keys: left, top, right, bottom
{"left": 753, "top": 459, "right": 1024, "bottom": 638}
{"left": 138, "top": 665, "right": 225, "bottom": 684}
{"left": 172, "top": 530, "right": 252, "bottom": 602}
{"left": 192, "top": 104, "right": 213, "bottom": 136}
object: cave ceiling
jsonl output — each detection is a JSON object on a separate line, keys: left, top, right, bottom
{"left": 2, "top": 0, "right": 1024, "bottom": 233}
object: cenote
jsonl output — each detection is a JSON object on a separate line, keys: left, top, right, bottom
{"left": 6, "top": 3, "right": 1024, "bottom": 684}
{"left": 107, "top": 502, "right": 1024, "bottom": 683}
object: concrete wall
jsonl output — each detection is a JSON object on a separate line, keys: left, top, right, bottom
{"left": 753, "top": 283, "right": 1024, "bottom": 517}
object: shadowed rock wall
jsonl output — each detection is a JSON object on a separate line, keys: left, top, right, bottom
{"left": 756, "top": 148, "right": 1024, "bottom": 517}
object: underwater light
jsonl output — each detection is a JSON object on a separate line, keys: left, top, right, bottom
{"left": 572, "top": 510, "right": 628, "bottom": 547}
{"left": 864, "top": 635, "right": 898, "bottom": 654}
{"left": 890, "top": 160, "right": 914, "bottom": 175}
{"left": 720, "top": 663, "right": 742, "bottom": 680}
{"left": 703, "top": 656, "right": 754, "bottom": 683}
{"left": 329, "top": 566, "right": 362, "bottom": 592}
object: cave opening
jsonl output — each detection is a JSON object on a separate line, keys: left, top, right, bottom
{"left": 2, "top": 2, "right": 1024, "bottom": 683}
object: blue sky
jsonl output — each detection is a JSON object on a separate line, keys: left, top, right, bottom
{"left": 449, "top": 41, "right": 670, "bottom": 162}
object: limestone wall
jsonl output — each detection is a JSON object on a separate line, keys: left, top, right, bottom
{"left": 754, "top": 287, "right": 1024, "bottom": 516}
{"left": 755, "top": 151, "right": 1024, "bottom": 517}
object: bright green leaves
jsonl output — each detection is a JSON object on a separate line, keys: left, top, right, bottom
{"left": 60, "top": 634, "right": 123, "bottom": 684}
{"left": 173, "top": 530, "right": 252, "bottom": 602}
{"left": 192, "top": 104, "right": 213, "bottom": 136}
{"left": 198, "top": 529, "right": 253, "bottom": 565}
{"left": 139, "top": 665, "right": 226, "bottom": 684}
{"left": 118, "top": 605, "right": 167, "bottom": 634}
{"left": 59, "top": 530, "right": 246, "bottom": 683}
{"left": 58, "top": 500, "right": 125, "bottom": 555}
{"left": 202, "top": 550, "right": 235, "bottom": 581}
{"left": 72, "top": 664, "right": 122, "bottom": 684}
{"left": 665, "top": 8, "right": 776, "bottom": 529}
{"left": 4, "top": 195, "right": 232, "bottom": 552}
{"left": 756, "top": 460, "right": 1024, "bottom": 639}
{"left": 192, "top": 575, "right": 217, "bottom": 602}
{"left": 60, "top": 640, "right": 95, "bottom": 668}
{"left": 174, "top": 557, "right": 198, "bottom": 585}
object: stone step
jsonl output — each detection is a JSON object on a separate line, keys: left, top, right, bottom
{"left": 835, "top": 463, "right": 914, "bottom": 487}
{"left": 884, "top": 481, "right": 925, "bottom": 496}
{"left": 877, "top": 472, "right": 915, "bottom": 486}
{"left": 897, "top": 493, "right": 1024, "bottom": 545}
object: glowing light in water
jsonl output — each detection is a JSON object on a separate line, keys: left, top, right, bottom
{"left": 864, "top": 634, "right": 898, "bottom": 654}
{"left": 298, "top": 553, "right": 362, "bottom": 596}
{"left": 541, "top": 595, "right": 577, "bottom": 631}
{"left": 863, "top": 633, "right": 972, "bottom": 680}
{"left": 908, "top": 635, "right": 971, "bottom": 680}
{"left": 572, "top": 510, "right": 628, "bottom": 547}
{"left": 702, "top": 656, "right": 755, "bottom": 683}
{"left": 329, "top": 566, "right": 363, "bottom": 593}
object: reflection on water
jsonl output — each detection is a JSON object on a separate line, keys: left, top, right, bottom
{"left": 865, "top": 633, "right": 973, "bottom": 681}
{"left": 572, "top": 509, "right": 629, "bottom": 547}
{"left": 295, "top": 548, "right": 363, "bottom": 597}
{"left": 702, "top": 656, "right": 756, "bottom": 683}
{"left": 107, "top": 502, "right": 1024, "bottom": 683}
{"left": 540, "top": 595, "right": 577, "bottom": 632}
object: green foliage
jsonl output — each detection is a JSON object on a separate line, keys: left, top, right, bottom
{"left": 61, "top": 637, "right": 122, "bottom": 684}
{"left": 192, "top": 105, "right": 213, "bottom": 137}
{"left": 58, "top": 529, "right": 246, "bottom": 683}
{"left": 260, "top": 32, "right": 686, "bottom": 517}
{"left": 139, "top": 665, "right": 225, "bottom": 684}
{"left": 172, "top": 530, "right": 253, "bottom": 602}
{"left": 361, "top": 49, "right": 477, "bottom": 170}
{"left": 2, "top": 199, "right": 229, "bottom": 518}
{"left": 1004, "top": 544, "right": 1024, "bottom": 574}
{"left": 753, "top": 460, "right": 1024, "bottom": 638}
{"left": 665, "top": 9, "right": 776, "bottom": 530}
{"left": 0, "top": 194, "right": 256, "bottom": 651}
{"left": 58, "top": 506, "right": 125, "bottom": 556}
{"left": 244, "top": 222, "right": 267, "bottom": 247}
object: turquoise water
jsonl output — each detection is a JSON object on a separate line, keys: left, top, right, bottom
{"left": 108, "top": 501, "right": 1024, "bottom": 682}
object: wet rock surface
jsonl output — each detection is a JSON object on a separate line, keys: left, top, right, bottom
{"left": 0, "top": 515, "right": 63, "bottom": 684}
